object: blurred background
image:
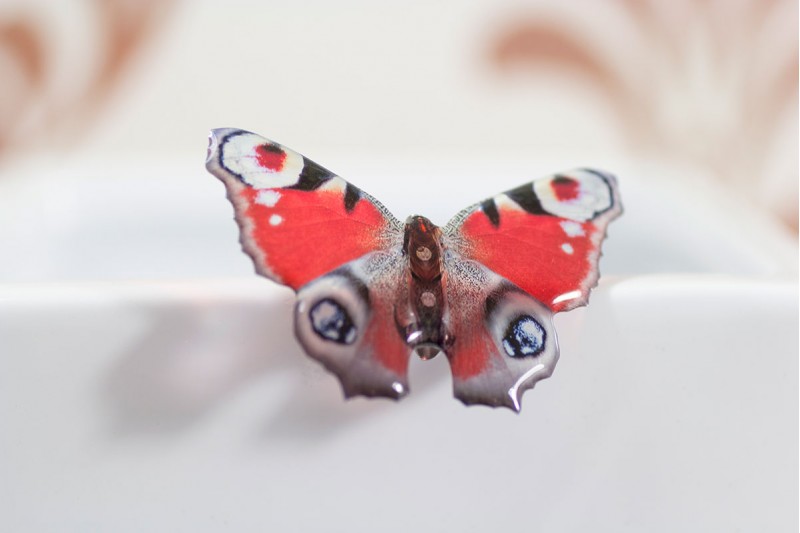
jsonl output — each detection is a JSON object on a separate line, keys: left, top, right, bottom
{"left": 0, "top": 1, "right": 797, "bottom": 532}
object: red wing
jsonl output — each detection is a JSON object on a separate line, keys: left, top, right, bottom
{"left": 206, "top": 128, "right": 403, "bottom": 290}
{"left": 443, "top": 256, "right": 558, "bottom": 412}
{"left": 444, "top": 169, "right": 622, "bottom": 312}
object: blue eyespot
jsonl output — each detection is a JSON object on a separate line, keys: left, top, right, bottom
{"left": 502, "top": 315, "right": 545, "bottom": 358}
{"left": 310, "top": 298, "right": 357, "bottom": 344}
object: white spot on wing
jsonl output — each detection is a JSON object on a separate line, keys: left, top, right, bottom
{"left": 256, "top": 190, "right": 281, "bottom": 207}
{"left": 269, "top": 214, "right": 283, "bottom": 226}
{"left": 494, "top": 194, "right": 521, "bottom": 212}
{"left": 321, "top": 176, "right": 348, "bottom": 193}
{"left": 561, "top": 243, "right": 574, "bottom": 254}
{"left": 560, "top": 220, "right": 585, "bottom": 237}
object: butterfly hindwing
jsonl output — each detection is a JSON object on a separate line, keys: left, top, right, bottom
{"left": 294, "top": 251, "right": 412, "bottom": 399}
{"left": 443, "top": 254, "right": 558, "bottom": 411}
{"left": 206, "top": 128, "right": 403, "bottom": 290}
{"left": 444, "top": 169, "right": 622, "bottom": 312}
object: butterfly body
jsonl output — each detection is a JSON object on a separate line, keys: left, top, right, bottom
{"left": 206, "top": 128, "right": 622, "bottom": 411}
{"left": 399, "top": 215, "right": 451, "bottom": 360}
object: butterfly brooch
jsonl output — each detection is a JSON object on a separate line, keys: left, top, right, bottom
{"left": 206, "top": 128, "right": 622, "bottom": 411}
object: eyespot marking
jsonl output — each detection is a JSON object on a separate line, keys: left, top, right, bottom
{"left": 218, "top": 131, "right": 305, "bottom": 189}
{"left": 255, "top": 143, "right": 287, "bottom": 172}
{"left": 550, "top": 175, "right": 580, "bottom": 201}
{"left": 533, "top": 170, "right": 613, "bottom": 221}
{"left": 502, "top": 315, "right": 545, "bottom": 358}
{"left": 309, "top": 298, "right": 357, "bottom": 344}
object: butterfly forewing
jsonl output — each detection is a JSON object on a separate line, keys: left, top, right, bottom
{"left": 444, "top": 169, "right": 622, "bottom": 313}
{"left": 206, "top": 128, "right": 403, "bottom": 290}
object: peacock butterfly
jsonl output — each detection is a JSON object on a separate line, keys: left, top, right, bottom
{"left": 206, "top": 128, "right": 622, "bottom": 411}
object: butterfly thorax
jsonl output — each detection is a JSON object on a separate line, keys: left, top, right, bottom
{"left": 397, "top": 215, "right": 452, "bottom": 360}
